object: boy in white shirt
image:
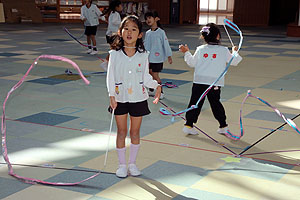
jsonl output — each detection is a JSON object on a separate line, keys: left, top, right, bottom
{"left": 80, "top": 0, "right": 106, "bottom": 55}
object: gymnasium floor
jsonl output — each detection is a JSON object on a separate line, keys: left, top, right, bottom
{"left": 0, "top": 22, "right": 300, "bottom": 200}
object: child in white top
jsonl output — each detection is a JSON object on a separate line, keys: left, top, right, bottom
{"left": 102, "top": 0, "right": 122, "bottom": 44}
{"left": 100, "top": 0, "right": 122, "bottom": 71}
{"left": 80, "top": 0, "right": 106, "bottom": 55}
{"left": 179, "top": 23, "right": 242, "bottom": 135}
{"left": 106, "top": 15, "right": 162, "bottom": 178}
{"left": 144, "top": 10, "right": 172, "bottom": 99}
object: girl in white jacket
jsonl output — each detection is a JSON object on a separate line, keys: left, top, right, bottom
{"left": 107, "top": 15, "right": 162, "bottom": 178}
{"left": 179, "top": 23, "right": 242, "bottom": 136}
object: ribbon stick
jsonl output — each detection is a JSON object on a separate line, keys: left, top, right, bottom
{"left": 0, "top": 55, "right": 105, "bottom": 185}
{"left": 104, "top": 109, "right": 115, "bottom": 167}
{"left": 223, "top": 24, "right": 234, "bottom": 47}
{"left": 64, "top": 27, "right": 105, "bottom": 62}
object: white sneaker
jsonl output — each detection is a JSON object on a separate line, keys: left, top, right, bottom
{"left": 128, "top": 164, "right": 141, "bottom": 176}
{"left": 87, "top": 49, "right": 92, "bottom": 54}
{"left": 90, "top": 50, "right": 98, "bottom": 55}
{"left": 100, "top": 61, "right": 108, "bottom": 71}
{"left": 217, "top": 126, "right": 229, "bottom": 135}
{"left": 182, "top": 126, "right": 199, "bottom": 135}
{"left": 159, "top": 92, "right": 164, "bottom": 100}
{"left": 116, "top": 164, "right": 127, "bottom": 178}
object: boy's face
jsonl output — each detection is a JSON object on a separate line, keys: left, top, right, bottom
{"left": 145, "top": 16, "right": 155, "bottom": 26}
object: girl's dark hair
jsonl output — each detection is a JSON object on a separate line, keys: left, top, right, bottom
{"left": 201, "top": 23, "right": 221, "bottom": 45}
{"left": 101, "top": 0, "right": 122, "bottom": 16}
{"left": 111, "top": 15, "right": 145, "bottom": 53}
{"left": 144, "top": 10, "right": 162, "bottom": 28}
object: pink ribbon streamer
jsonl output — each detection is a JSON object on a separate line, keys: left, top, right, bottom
{"left": 1, "top": 55, "right": 103, "bottom": 185}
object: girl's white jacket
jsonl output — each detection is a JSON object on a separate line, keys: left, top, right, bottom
{"left": 107, "top": 50, "right": 159, "bottom": 103}
{"left": 184, "top": 44, "right": 242, "bottom": 86}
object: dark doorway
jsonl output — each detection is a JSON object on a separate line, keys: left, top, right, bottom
{"left": 170, "top": 0, "right": 180, "bottom": 24}
{"left": 269, "top": 0, "right": 299, "bottom": 25}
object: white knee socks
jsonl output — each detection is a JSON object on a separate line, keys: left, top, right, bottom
{"left": 129, "top": 143, "right": 140, "bottom": 164}
{"left": 117, "top": 144, "right": 141, "bottom": 165}
{"left": 116, "top": 147, "right": 126, "bottom": 165}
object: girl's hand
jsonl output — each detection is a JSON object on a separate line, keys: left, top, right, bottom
{"left": 168, "top": 56, "right": 173, "bottom": 64}
{"left": 232, "top": 46, "right": 238, "bottom": 51}
{"left": 153, "top": 85, "right": 162, "bottom": 104}
{"left": 109, "top": 96, "right": 117, "bottom": 110}
{"left": 179, "top": 44, "right": 189, "bottom": 53}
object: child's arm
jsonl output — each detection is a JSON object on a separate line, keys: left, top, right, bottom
{"left": 80, "top": 7, "right": 87, "bottom": 22}
{"left": 227, "top": 46, "right": 242, "bottom": 66}
{"left": 179, "top": 44, "right": 199, "bottom": 68}
{"left": 153, "top": 85, "right": 162, "bottom": 104}
{"left": 106, "top": 52, "right": 117, "bottom": 109}
{"left": 95, "top": 6, "right": 106, "bottom": 22}
{"left": 162, "top": 31, "right": 172, "bottom": 64}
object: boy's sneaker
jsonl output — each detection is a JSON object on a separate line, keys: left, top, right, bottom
{"left": 90, "top": 50, "right": 98, "bottom": 55}
{"left": 159, "top": 92, "right": 164, "bottom": 100}
{"left": 182, "top": 126, "right": 199, "bottom": 135}
{"left": 87, "top": 49, "right": 92, "bottom": 54}
{"left": 217, "top": 126, "right": 229, "bottom": 135}
{"left": 128, "top": 164, "right": 141, "bottom": 176}
{"left": 116, "top": 164, "right": 127, "bottom": 178}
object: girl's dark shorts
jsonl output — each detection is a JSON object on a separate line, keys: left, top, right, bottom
{"left": 85, "top": 26, "right": 97, "bottom": 36}
{"left": 110, "top": 100, "right": 151, "bottom": 117}
{"left": 149, "top": 62, "right": 163, "bottom": 72}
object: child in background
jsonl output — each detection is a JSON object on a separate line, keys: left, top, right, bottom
{"left": 179, "top": 23, "right": 242, "bottom": 135}
{"left": 80, "top": 0, "right": 106, "bottom": 55}
{"left": 102, "top": 0, "right": 122, "bottom": 44}
{"left": 106, "top": 15, "right": 162, "bottom": 178}
{"left": 100, "top": 0, "right": 122, "bottom": 71}
{"left": 144, "top": 10, "right": 172, "bottom": 99}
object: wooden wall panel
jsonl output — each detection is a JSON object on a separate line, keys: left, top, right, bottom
{"left": 233, "top": 0, "right": 270, "bottom": 26}
{"left": 180, "top": 0, "right": 197, "bottom": 24}
{"left": 148, "top": 0, "right": 170, "bottom": 24}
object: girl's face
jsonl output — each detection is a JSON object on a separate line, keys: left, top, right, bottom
{"left": 116, "top": 4, "right": 123, "bottom": 12}
{"left": 121, "top": 20, "right": 142, "bottom": 46}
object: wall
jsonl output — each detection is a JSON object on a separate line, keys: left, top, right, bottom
{"left": 269, "top": 0, "right": 299, "bottom": 25}
{"left": 233, "top": 0, "right": 270, "bottom": 26}
{"left": 148, "top": 0, "right": 170, "bottom": 24}
{"left": 180, "top": 0, "right": 197, "bottom": 24}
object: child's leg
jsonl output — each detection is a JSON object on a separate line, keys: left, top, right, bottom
{"left": 127, "top": 116, "right": 142, "bottom": 176}
{"left": 128, "top": 116, "right": 142, "bottom": 164}
{"left": 115, "top": 114, "right": 128, "bottom": 165}
{"left": 207, "top": 86, "right": 227, "bottom": 128}
{"left": 115, "top": 114, "right": 128, "bottom": 148}
{"left": 91, "top": 35, "right": 97, "bottom": 51}
{"left": 87, "top": 35, "right": 91, "bottom": 47}
{"left": 185, "top": 84, "right": 206, "bottom": 127}
{"left": 151, "top": 71, "right": 161, "bottom": 84}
